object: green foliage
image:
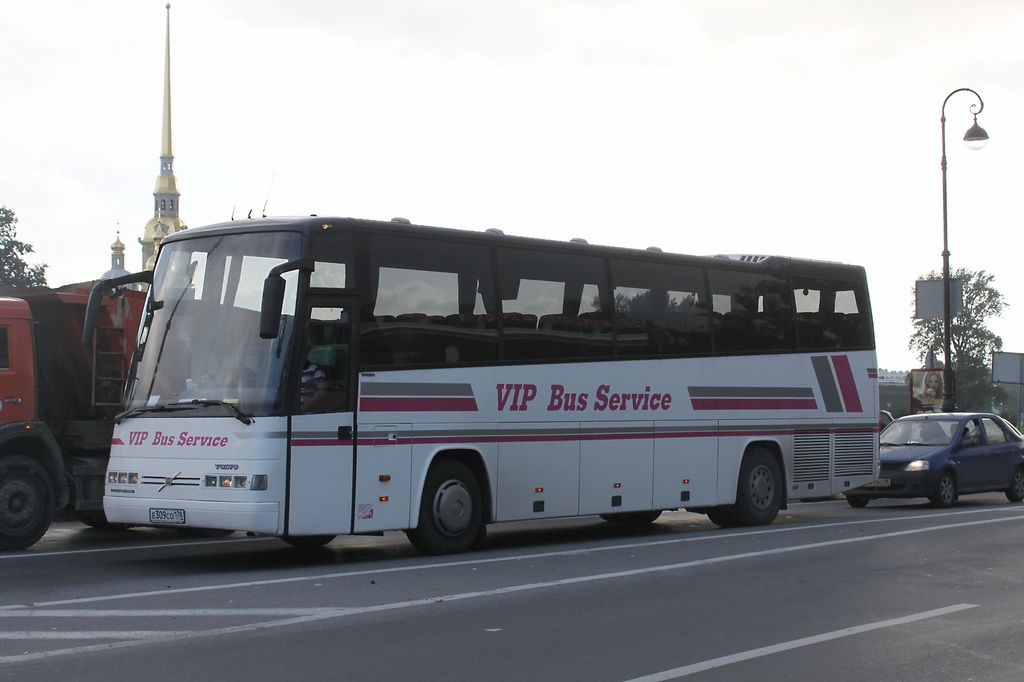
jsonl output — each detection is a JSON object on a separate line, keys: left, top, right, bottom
{"left": 0, "top": 206, "right": 47, "bottom": 287}
{"left": 909, "top": 268, "right": 1005, "bottom": 412}
{"left": 611, "top": 290, "right": 697, "bottom": 316}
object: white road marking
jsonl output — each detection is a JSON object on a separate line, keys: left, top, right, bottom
{"left": 3, "top": 505, "right": 1020, "bottom": 562}
{"left": 0, "top": 608, "right": 349, "bottom": 618}
{"left": 6, "top": 509, "right": 1021, "bottom": 611}
{"left": 0, "top": 535, "right": 265, "bottom": 561}
{"left": 0, "top": 631, "right": 193, "bottom": 640}
{"left": 622, "top": 604, "right": 978, "bottom": 681}
{"left": 0, "top": 514, "right": 1015, "bottom": 665}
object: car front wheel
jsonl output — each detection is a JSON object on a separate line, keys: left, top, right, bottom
{"left": 928, "top": 470, "right": 957, "bottom": 508}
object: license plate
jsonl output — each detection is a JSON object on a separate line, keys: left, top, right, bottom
{"left": 149, "top": 508, "right": 186, "bottom": 524}
{"left": 862, "top": 478, "right": 891, "bottom": 488}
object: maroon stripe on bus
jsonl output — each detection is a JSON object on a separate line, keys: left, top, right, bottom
{"left": 359, "top": 397, "right": 479, "bottom": 412}
{"left": 689, "top": 398, "right": 819, "bottom": 410}
{"left": 830, "top": 355, "right": 863, "bottom": 413}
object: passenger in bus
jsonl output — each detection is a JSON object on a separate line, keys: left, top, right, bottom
{"left": 299, "top": 358, "right": 327, "bottom": 406}
{"left": 299, "top": 347, "right": 346, "bottom": 413}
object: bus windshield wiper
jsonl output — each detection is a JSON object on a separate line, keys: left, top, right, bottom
{"left": 115, "top": 400, "right": 254, "bottom": 425}
{"left": 186, "top": 399, "right": 254, "bottom": 425}
{"left": 114, "top": 403, "right": 201, "bottom": 424}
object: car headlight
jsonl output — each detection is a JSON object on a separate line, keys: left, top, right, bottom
{"left": 905, "top": 460, "right": 931, "bottom": 472}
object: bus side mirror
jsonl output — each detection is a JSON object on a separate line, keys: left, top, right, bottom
{"left": 259, "top": 257, "right": 315, "bottom": 339}
{"left": 260, "top": 276, "right": 286, "bottom": 339}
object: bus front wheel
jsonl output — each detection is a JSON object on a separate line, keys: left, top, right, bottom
{"left": 282, "top": 534, "right": 336, "bottom": 549}
{"left": 406, "top": 459, "right": 482, "bottom": 555}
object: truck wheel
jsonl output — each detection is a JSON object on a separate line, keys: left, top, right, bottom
{"left": 0, "top": 456, "right": 54, "bottom": 551}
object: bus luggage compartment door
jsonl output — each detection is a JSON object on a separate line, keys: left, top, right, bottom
{"left": 352, "top": 424, "right": 413, "bottom": 533}
{"left": 287, "top": 412, "right": 355, "bottom": 535}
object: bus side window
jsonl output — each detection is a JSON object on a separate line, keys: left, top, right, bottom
{"left": 496, "top": 248, "right": 612, "bottom": 361}
{"left": 792, "top": 280, "right": 872, "bottom": 350}
{"left": 609, "top": 259, "right": 710, "bottom": 358}
{"left": 362, "top": 235, "right": 498, "bottom": 366}
{"left": 708, "top": 270, "right": 794, "bottom": 353}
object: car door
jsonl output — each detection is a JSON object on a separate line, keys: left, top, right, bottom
{"left": 980, "top": 417, "right": 1017, "bottom": 488}
{"left": 950, "top": 418, "right": 988, "bottom": 491}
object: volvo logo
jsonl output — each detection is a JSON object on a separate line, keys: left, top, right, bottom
{"left": 158, "top": 471, "right": 182, "bottom": 492}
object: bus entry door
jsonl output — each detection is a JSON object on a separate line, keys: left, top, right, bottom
{"left": 286, "top": 301, "right": 355, "bottom": 536}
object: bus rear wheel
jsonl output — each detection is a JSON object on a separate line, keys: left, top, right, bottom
{"left": 0, "top": 455, "right": 54, "bottom": 551}
{"left": 846, "top": 494, "right": 870, "bottom": 508}
{"left": 732, "top": 447, "right": 783, "bottom": 526}
{"left": 406, "top": 459, "right": 482, "bottom": 555}
{"left": 705, "top": 506, "right": 739, "bottom": 528}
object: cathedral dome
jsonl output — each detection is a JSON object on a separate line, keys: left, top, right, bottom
{"left": 100, "top": 232, "right": 131, "bottom": 281}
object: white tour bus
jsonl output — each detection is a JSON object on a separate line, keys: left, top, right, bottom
{"left": 90, "top": 216, "right": 878, "bottom": 554}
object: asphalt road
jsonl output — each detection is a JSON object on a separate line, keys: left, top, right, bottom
{"left": 3, "top": 496, "right": 1024, "bottom": 681}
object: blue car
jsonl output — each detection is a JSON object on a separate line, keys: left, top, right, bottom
{"left": 847, "top": 412, "right": 1024, "bottom": 508}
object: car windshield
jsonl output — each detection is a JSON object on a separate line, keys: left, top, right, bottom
{"left": 880, "top": 419, "right": 956, "bottom": 447}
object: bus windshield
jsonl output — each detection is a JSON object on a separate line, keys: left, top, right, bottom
{"left": 126, "top": 231, "right": 302, "bottom": 417}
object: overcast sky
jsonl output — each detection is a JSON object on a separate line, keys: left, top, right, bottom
{"left": 2, "top": 1, "right": 1022, "bottom": 371}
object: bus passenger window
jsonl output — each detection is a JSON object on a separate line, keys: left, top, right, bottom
{"left": 362, "top": 235, "right": 498, "bottom": 367}
{"left": 496, "top": 248, "right": 612, "bottom": 361}
{"left": 610, "top": 257, "right": 711, "bottom": 358}
{"left": 708, "top": 270, "right": 794, "bottom": 353}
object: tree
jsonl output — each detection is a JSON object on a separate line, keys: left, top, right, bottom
{"left": 0, "top": 206, "right": 47, "bottom": 287}
{"left": 909, "top": 268, "right": 1005, "bottom": 412}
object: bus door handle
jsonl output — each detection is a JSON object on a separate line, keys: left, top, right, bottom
{"left": 4, "top": 397, "right": 22, "bottom": 404}
{"left": 338, "top": 426, "right": 353, "bottom": 440}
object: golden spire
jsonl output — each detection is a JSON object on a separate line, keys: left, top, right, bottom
{"left": 161, "top": 2, "right": 173, "bottom": 160}
{"left": 141, "top": 2, "right": 186, "bottom": 271}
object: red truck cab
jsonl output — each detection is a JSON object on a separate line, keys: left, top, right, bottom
{"left": 0, "top": 298, "right": 39, "bottom": 424}
{"left": 0, "top": 288, "right": 143, "bottom": 550}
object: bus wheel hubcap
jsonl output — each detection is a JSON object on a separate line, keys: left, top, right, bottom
{"left": 432, "top": 479, "right": 471, "bottom": 537}
{"left": 749, "top": 466, "right": 773, "bottom": 510}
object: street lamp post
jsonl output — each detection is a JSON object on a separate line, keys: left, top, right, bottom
{"left": 939, "top": 88, "right": 989, "bottom": 412}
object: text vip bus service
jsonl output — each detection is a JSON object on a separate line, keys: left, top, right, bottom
{"left": 89, "top": 216, "right": 878, "bottom": 554}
